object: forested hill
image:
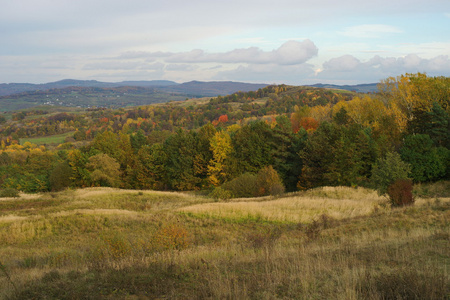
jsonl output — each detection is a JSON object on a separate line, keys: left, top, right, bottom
{"left": 0, "top": 79, "right": 178, "bottom": 96}
{"left": 0, "top": 73, "right": 448, "bottom": 195}
{"left": 0, "top": 80, "right": 270, "bottom": 111}
{"left": 0, "top": 79, "right": 379, "bottom": 112}
{"left": 310, "top": 83, "right": 378, "bottom": 93}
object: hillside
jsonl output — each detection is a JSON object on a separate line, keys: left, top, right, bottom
{"left": 0, "top": 73, "right": 448, "bottom": 196}
{"left": 310, "top": 83, "right": 378, "bottom": 93}
{"left": 0, "top": 186, "right": 448, "bottom": 299}
{"left": 0, "top": 79, "right": 178, "bottom": 97}
{"left": 0, "top": 79, "right": 380, "bottom": 112}
{"left": 159, "top": 80, "right": 270, "bottom": 97}
{"left": 0, "top": 86, "right": 188, "bottom": 111}
{"left": 0, "top": 80, "right": 269, "bottom": 111}
{"left": 0, "top": 84, "right": 355, "bottom": 149}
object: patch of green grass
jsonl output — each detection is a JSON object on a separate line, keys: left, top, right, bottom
{"left": 19, "top": 131, "right": 75, "bottom": 146}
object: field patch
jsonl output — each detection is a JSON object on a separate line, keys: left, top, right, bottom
{"left": 19, "top": 131, "right": 75, "bottom": 145}
{"left": 180, "top": 186, "right": 385, "bottom": 223}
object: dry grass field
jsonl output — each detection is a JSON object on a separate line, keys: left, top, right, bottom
{"left": 0, "top": 185, "right": 449, "bottom": 299}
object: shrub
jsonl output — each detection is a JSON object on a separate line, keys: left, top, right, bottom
{"left": 222, "top": 173, "right": 258, "bottom": 198}
{"left": 49, "top": 162, "right": 73, "bottom": 191}
{"left": 371, "top": 152, "right": 411, "bottom": 195}
{"left": 221, "top": 166, "right": 285, "bottom": 198}
{"left": 387, "top": 179, "right": 414, "bottom": 207}
{"left": 102, "top": 234, "right": 131, "bottom": 260}
{"left": 0, "top": 188, "right": 20, "bottom": 198}
{"left": 256, "top": 165, "right": 285, "bottom": 197}
{"left": 86, "top": 154, "right": 121, "bottom": 188}
{"left": 209, "top": 187, "right": 233, "bottom": 201}
{"left": 152, "top": 224, "right": 190, "bottom": 251}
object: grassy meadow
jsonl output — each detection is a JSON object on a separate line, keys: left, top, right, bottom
{"left": 0, "top": 185, "right": 449, "bottom": 299}
{"left": 19, "top": 131, "right": 75, "bottom": 146}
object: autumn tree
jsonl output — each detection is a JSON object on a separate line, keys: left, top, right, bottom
{"left": 208, "top": 131, "right": 233, "bottom": 186}
{"left": 379, "top": 73, "right": 450, "bottom": 132}
{"left": 91, "top": 131, "right": 134, "bottom": 169}
{"left": 86, "top": 153, "right": 121, "bottom": 188}
{"left": 256, "top": 165, "right": 285, "bottom": 196}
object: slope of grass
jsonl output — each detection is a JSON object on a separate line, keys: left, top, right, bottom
{"left": 19, "top": 131, "right": 75, "bottom": 146}
{"left": 0, "top": 187, "right": 448, "bottom": 299}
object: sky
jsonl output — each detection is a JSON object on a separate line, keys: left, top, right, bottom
{"left": 1, "top": 0, "right": 449, "bottom": 85}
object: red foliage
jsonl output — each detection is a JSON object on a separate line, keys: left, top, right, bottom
{"left": 300, "top": 117, "right": 319, "bottom": 132}
{"left": 387, "top": 179, "right": 414, "bottom": 207}
{"left": 218, "top": 114, "right": 228, "bottom": 123}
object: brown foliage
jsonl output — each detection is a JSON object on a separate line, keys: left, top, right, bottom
{"left": 387, "top": 179, "right": 414, "bottom": 207}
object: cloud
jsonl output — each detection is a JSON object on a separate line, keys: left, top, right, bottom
{"left": 339, "top": 24, "right": 403, "bottom": 38}
{"left": 165, "top": 40, "right": 318, "bottom": 65}
{"left": 323, "top": 55, "right": 361, "bottom": 72}
{"left": 165, "top": 64, "right": 198, "bottom": 71}
{"left": 317, "top": 54, "right": 450, "bottom": 83}
{"left": 83, "top": 61, "right": 164, "bottom": 71}
{"left": 214, "top": 63, "right": 316, "bottom": 84}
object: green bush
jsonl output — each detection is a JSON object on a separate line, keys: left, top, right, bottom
{"left": 371, "top": 152, "right": 411, "bottom": 195}
{"left": 0, "top": 188, "right": 20, "bottom": 198}
{"left": 221, "top": 166, "right": 285, "bottom": 198}
{"left": 49, "top": 162, "right": 73, "bottom": 191}
{"left": 222, "top": 173, "right": 258, "bottom": 198}
{"left": 387, "top": 179, "right": 414, "bottom": 207}
{"left": 209, "top": 187, "right": 233, "bottom": 201}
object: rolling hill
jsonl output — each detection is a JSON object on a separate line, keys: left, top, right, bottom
{"left": 0, "top": 79, "right": 379, "bottom": 111}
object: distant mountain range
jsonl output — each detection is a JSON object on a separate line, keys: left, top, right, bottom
{"left": 0, "top": 79, "right": 379, "bottom": 98}
{"left": 0, "top": 79, "right": 268, "bottom": 98}
{"left": 0, "top": 79, "right": 379, "bottom": 111}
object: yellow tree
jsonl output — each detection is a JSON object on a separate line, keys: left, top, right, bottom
{"left": 378, "top": 73, "right": 422, "bottom": 119}
{"left": 378, "top": 73, "right": 449, "bottom": 132}
{"left": 208, "top": 131, "right": 232, "bottom": 186}
{"left": 309, "top": 104, "right": 332, "bottom": 123}
{"left": 338, "top": 95, "right": 388, "bottom": 129}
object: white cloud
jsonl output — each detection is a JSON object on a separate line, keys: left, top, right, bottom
{"left": 323, "top": 55, "right": 361, "bottom": 71}
{"left": 317, "top": 54, "right": 450, "bottom": 83}
{"left": 214, "top": 63, "right": 316, "bottom": 84}
{"left": 165, "top": 40, "right": 318, "bottom": 65}
{"left": 165, "top": 64, "right": 198, "bottom": 72}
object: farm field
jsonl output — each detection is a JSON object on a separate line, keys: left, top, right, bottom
{"left": 19, "top": 131, "right": 75, "bottom": 146}
{"left": 0, "top": 186, "right": 448, "bottom": 299}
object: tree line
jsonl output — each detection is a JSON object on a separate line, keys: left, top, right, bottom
{"left": 0, "top": 73, "right": 448, "bottom": 195}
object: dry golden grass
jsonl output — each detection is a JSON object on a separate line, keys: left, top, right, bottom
{"left": 180, "top": 186, "right": 387, "bottom": 223}
{"left": 0, "top": 186, "right": 448, "bottom": 299}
